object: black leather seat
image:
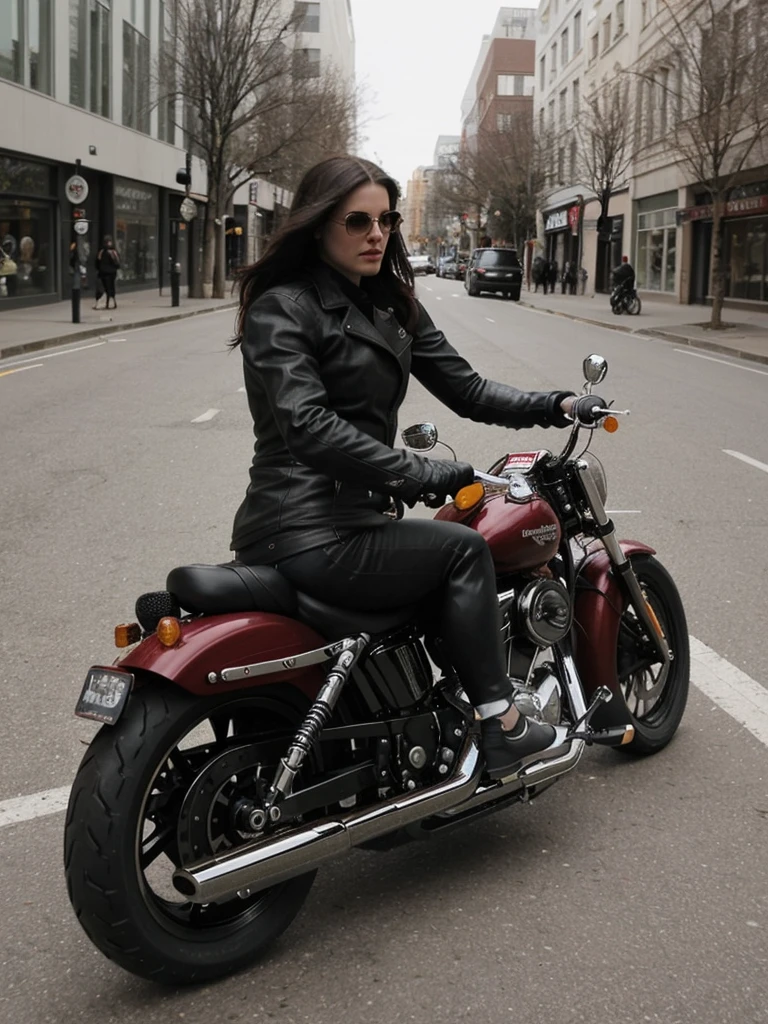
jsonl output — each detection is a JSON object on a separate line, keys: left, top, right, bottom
{"left": 166, "top": 563, "right": 420, "bottom": 640}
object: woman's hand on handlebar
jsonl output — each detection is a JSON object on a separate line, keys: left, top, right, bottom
{"left": 562, "top": 394, "right": 609, "bottom": 425}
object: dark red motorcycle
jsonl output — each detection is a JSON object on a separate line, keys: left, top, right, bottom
{"left": 64, "top": 354, "right": 689, "bottom": 984}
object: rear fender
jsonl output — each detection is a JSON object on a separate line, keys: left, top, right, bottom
{"left": 118, "top": 611, "right": 328, "bottom": 700}
{"left": 572, "top": 540, "right": 655, "bottom": 729}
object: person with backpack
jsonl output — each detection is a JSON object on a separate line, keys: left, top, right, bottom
{"left": 94, "top": 236, "right": 121, "bottom": 310}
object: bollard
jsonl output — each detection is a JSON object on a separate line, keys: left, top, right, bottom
{"left": 170, "top": 260, "right": 181, "bottom": 307}
{"left": 71, "top": 266, "right": 81, "bottom": 323}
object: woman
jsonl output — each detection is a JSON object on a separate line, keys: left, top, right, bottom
{"left": 231, "top": 156, "right": 579, "bottom": 779}
{"left": 94, "top": 236, "right": 120, "bottom": 310}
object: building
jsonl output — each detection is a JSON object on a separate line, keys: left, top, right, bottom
{"left": 433, "top": 136, "right": 460, "bottom": 170}
{"left": 534, "top": 0, "right": 593, "bottom": 278}
{"left": 0, "top": 0, "right": 205, "bottom": 309}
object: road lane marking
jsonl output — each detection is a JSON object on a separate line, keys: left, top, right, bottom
{"left": 0, "top": 363, "right": 43, "bottom": 378}
{"left": 485, "top": 317, "right": 496, "bottom": 323}
{"left": 107, "top": 337, "right": 128, "bottom": 343}
{"left": 435, "top": 296, "right": 442, "bottom": 301}
{"left": 191, "top": 408, "right": 220, "bottom": 423}
{"left": 605, "top": 509, "right": 642, "bottom": 514}
{"left": 674, "top": 349, "right": 768, "bottom": 376}
{"left": 237, "top": 386, "right": 246, "bottom": 392}
{"left": 452, "top": 293, "right": 460, "bottom": 297}
{"left": 690, "top": 638, "right": 768, "bottom": 748}
{"left": 2, "top": 636, "right": 766, "bottom": 830}
{"left": 723, "top": 450, "right": 768, "bottom": 474}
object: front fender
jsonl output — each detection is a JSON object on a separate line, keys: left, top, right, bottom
{"left": 118, "top": 612, "right": 327, "bottom": 699}
{"left": 572, "top": 540, "right": 656, "bottom": 729}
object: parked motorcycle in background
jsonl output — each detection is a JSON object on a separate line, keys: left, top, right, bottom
{"left": 64, "top": 354, "right": 689, "bottom": 985}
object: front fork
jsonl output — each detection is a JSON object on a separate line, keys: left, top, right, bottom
{"left": 573, "top": 459, "right": 671, "bottom": 667}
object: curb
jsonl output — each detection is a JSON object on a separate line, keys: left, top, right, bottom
{"left": 0, "top": 302, "right": 238, "bottom": 362}
{"left": 517, "top": 300, "right": 768, "bottom": 368}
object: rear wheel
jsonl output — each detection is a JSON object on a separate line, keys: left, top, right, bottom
{"left": 627, "top": 294, "right": 642, "bottom": 315}
{"left": 616, "top": 555, "right": 689, "bottom": 755}
{"left": 468, "top": 278, "right": 479, "bottom": 297}
{"left": 64, "top": 685, "right": 319, "bottom": 984}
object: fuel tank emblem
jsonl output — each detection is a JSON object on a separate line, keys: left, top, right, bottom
{"left": 522, "top": 524, "right": 558, "bottom": 546}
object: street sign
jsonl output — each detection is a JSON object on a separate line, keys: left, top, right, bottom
{"left": 73, "top": 220, "right": 89, "bottom": 235}
{"left": 65, "top": 175, "right": 89, "bottom": 204}
{"left": 180, "top": 198, "right": 198, "bottom": 222}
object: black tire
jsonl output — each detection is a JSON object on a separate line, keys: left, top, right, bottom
{"left": 510, "top": 287, "right": 521, "bottom": 302}
{"left": 468, "top": 279, "right": 479, "bottom": 297}
{"left": 616, "top": 555, "right": 689, "bottom": 756}
{"left": 628, "top": 294, "right": 642, "bottom": 315}
{"left": 64, "top": 684, "right": 317, "bottom": 984}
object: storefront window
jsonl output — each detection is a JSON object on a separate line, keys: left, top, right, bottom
{"left": 636, "top": 194, "right": 677, "bottom": 292}
{"left": 725, "top": 217, "right": 768, "bottom": 302}
{"left": 114, "top": 177, "right": 158, "bottom": 284}
{"left": 0, "top": 155, "right": 51, "bottom": 195}
{"left": 0, "top": 200, "right": 55, "bottom": 300}
{"left": 71, "top": 0, "right": 111, "bottom": 116}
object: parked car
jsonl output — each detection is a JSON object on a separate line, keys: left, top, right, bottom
{"left": 436, "top": 256, "right": 454, "bottom": 278}
{"left": 455, "top": 254, "right": 469, "bottom": 280}
{"left": 441, "top": 259, "right": 458, "bottom": 278}
{"left": 408, "top": 254, "right": 436, "bottom": 276}
{"left": 464, "top": 247, "right": 522, "bottom": 299}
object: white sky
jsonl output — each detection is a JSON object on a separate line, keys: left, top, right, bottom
{"left": 350, "top": 0, "right": 539, "bottom": 194}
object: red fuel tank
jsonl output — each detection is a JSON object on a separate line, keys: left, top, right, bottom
{"left": 436, "top": 493, "right": 561, "bottom": 573}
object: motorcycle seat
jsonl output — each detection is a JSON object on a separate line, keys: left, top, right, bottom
{"left": 166, "top": 562, "right": 420, "bottom": 639}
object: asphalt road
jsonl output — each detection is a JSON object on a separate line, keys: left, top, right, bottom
{"left": 1, "top": 278, "right": 766, "bottom": 1023}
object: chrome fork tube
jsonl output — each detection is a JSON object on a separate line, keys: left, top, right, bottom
{"left": 574, "top": 460, "right": 670, "bottom": 666}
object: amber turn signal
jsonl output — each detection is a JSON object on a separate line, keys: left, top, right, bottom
{"left": 454, "top": 482, "right": 485, "bottom": 511}
{"left": 115, "top": 623, "right": 142, "bottom": 648}
{"left": 620, "top": 726, "right": 635, "bottom": 745}
{"left": 157, "top": 617, "right": 182, "bottom": 647}
{"left": 603, "top": 415, "right": 619, "bottom": 433}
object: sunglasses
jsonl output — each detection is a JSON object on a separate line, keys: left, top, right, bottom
{"left": 332, "top": 210, "right": 403, "bottom": 236}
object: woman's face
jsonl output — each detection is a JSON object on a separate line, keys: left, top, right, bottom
{"left": 319, "top": 182, "right": 395, "bottom": 284}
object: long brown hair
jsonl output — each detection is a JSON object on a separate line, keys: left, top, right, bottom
{"left": 234, "top": 156, "right": 417, "bottom": 342}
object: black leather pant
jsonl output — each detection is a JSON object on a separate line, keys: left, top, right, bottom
{"left": 269, "top": 519, "right": 514, "bottom": 718}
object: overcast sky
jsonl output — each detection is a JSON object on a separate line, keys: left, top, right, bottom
{"left": 350, "top": 0, "right": 539, "bottom": 194}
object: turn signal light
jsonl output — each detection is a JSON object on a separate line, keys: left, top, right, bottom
{"left": 157, "top": 616, "right": 182, "bottom": 647}
{"left": 454, "top": 482, "right": 485, "bottom": 511}
{"left": 115, "top": 623, "right": 141, "bottom": 648}
{"left": 621, "top": 726, "right": 635, "bottom": 745}
{"left": 603, "top": 416, "right": 619, "bottom": 433}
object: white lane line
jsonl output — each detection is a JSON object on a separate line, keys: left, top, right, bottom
{"left": 2, "top": 341, "right": 108, "bottom": 370}
{"left": 423, "top": 286, "right": 433, "bottom": 292}
{"left": 1, "top": 635, "right": 766, "bottom": 830}
{"left": 191, "top": 408, "right": 220, "bottom": 423}
{"left": 674, "top": 348, "right": 768, "bottom": 377}
{"left": 435, "top": 296, "right": 443, "bottom": 301}
{"left": 485, "top": 317, "right": 496, "bottom": 323}
{"left": 0, "top": 363, "right": 43, "bottom": 378}
{"left": 0, "top": 785, "right": 71, "bottom": 828}
{"left": 107, "top": 337, "right": 128, "bottom": 344}
{"left": 237, "top": 386, "right": 246, "bottom": 393}
{"left": 723, "top": 449, "right": 768, "bottom": 474}
{"left": 690, "top": 638, "right": 768, "bottom": 748}
{"left": 606, "top": 509, "right": 642, "bottom": 514}
{"left": 452, "top": 293, "right": 460, "bottom": 298}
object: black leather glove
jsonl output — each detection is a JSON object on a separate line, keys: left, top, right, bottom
{"left": 406, "top": 459, "right": 475, "bottom": 508}
{"left": 572, "top": 394, "right": 608, "bottom": 425}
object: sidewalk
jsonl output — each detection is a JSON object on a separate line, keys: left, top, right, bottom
{"left": 0, "top": 287, "right": 238, "bottom": 361}
{"left": 518, "top": 288, "right": 768, "bottom": 366}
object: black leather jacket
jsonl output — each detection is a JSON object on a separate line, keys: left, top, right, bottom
{"left": 231, "top": 263, "right": 573, "bottom": 560}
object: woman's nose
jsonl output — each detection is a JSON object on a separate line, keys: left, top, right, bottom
{"left": 367, "top": 221, "right": 384, "bottom": 243}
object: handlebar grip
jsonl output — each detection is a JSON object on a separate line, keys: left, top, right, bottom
{"left": 573, "top": 394, "right": 608, "bottom": 424}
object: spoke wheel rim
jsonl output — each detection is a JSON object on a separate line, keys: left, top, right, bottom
{"left": 617, "top": 582, "right": 675, "bottom": 726}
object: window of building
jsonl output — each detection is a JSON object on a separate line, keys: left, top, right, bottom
{"left": 616, "top": 1, "right": 625, "bottom": 36}
{"left": 574, "top": 11, "right": 582, "bottom": 51}
{"left": 295, "top": 2, "right": 320, "bottom": 33}
{"left": 497, "top": 113, "right": 514, "bottom": 131}
{"left": 548, "top": 98, "right": 555, "bottom": 126}
{"left": 70, "top": 0, "right": 111, "bottom": 116}
{"left": 295, "top": 47, "right": 321, "bottom": 77}
{"left": 658, "top": 67, "right": 669, "bottom": 137}
{"left": 157, "top": 0, "right": 175, "bottom": 144}
{"left": 539, "top": 107, "right": 545, "bottom": 134}
{"left": 559, "top": 87, "right": 567, "bottom": 127}
{"left": 497, "top": 74, "right": 534, "bottom": 96}
{"left": 590, "top": 33, "right": 598, "bottom": 62}
{"left": 570, "top": 136, "right": 578, "bottom": 179}
{"left": 572, "top": 78, "right": 579, "bottom": 118}
{"left": 0, "top": 0, "right": 53, "bottom": 94}
{"left": 561, "top": 28, "right": 569, "bottom": 66}
{"left": 539, "top": 54, "right": 545, "bottom": 90}
{"left": 557, "top": 146, "right": 565, "bottom": 184}
{"left": 636, "top": 196, "right": 677, "bottom": 293}
{"left": 122, "top": 19, "right": 150, "bottom": 132}
{"left": 550, "top": 41, "right": 557, "bottom": 81}
{"left": 0, "top": 155, "right": 56, "bottom": 301}
{"left": 602, "top": 15, "right": 612, "bottom": 51}
{"left": 641, "top": 0, "right": 648, "bottom": 26}
{"left": 114, "top": 176, "right": 158, "bottom": 284}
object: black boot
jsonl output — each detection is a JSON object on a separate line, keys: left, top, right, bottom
{"left": 481, "top": 715, "right": 568, "bottom": 780}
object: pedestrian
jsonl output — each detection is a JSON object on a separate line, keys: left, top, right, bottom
{"left": 230, "top": 154, "right": 581, "bottom": 779}
{"left": 548, "top": 259, "right": 558, "bottom": 293}
{"left": 561, "top": 262, "right": 570, "bottom": 294}
{"left": 94, "top": 236, "right": 120, "bottom": 310}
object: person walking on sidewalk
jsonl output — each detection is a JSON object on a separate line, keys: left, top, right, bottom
{"left": 94, "top": 236, "right": 120, "bottom": 310}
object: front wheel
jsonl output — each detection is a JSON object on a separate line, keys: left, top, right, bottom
{"left": 616, "top": 555, "right": 689, "bottom": 755}
{"left": 64, "top": 684, "right": 318, "bottom": 984}
{"left": 627, "top": 294, "right": 642, "bottom": 315}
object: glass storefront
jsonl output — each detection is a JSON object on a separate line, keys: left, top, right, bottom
{"left": 635, "top": 192, "right": 677, "bottom": 293}
{"left": 723, "top": 216, "right": 768, "bottom": 302}
{"left": 0, "top": 155, "right": 56, "bottom": 301}
{"left": 114, "top": 177, "right": 158, "bottom": 284}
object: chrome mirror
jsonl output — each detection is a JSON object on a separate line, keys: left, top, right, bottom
{"left": 401, "top": 423, "right": 438, "bottom": 452}
{"left": 583, "top": 354, "right": 608, "bottom": 387}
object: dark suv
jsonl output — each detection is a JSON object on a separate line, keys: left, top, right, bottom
{"left": 465, "top": 248, "right": 523, "bottom": 300}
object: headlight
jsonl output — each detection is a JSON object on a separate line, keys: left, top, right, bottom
{"left": 580, "top": 452, "right": 608, "bottom": 505}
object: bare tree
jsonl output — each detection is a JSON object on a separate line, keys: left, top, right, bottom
{"left": 641, "top": 0, "right": 768, "bottom": 327}
{"left": 479, "top": 117, "right": 551, "bottom": 250}
{"left": 576, "top": 80, "right": 634, "bottom": 246}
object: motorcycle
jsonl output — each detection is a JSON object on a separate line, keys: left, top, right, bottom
{"left": 64, "top": 354, "right": 689, "bottom": 985}
{"left": 610, "top": 282, "right": 642, "bottom": 316}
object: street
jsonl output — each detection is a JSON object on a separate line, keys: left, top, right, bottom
{"left": 1, "top": 279, "right": 767, "bottom": 1023}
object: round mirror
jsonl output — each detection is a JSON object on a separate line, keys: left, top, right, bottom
{"left": 401, "top": 423, "right": 438, "bottom": 451}
{"left": 583, "top": 354, "right": 608, "bottom": 385}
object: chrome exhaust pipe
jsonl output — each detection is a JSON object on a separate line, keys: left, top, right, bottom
{"left": 173, "top": 734, "right": 482, "bottom": 904}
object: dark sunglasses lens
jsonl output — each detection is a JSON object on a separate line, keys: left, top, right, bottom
{"left": 345, "top": 213, "right": 372, "bottom": 235}
{"left": 381, "top": 211, "right": 402, "bottom": 232}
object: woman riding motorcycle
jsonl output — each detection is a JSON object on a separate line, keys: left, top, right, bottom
{"left": 231, "top": 155, "right": 586, "bottom": 779}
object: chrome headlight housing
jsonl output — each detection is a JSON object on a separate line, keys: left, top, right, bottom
{"left": 579, "top": 452, "right": 608, "bottom": 505}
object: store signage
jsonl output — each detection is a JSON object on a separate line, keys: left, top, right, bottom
{"left": 180, "top": 198, "right": 198, "bottom": 222}
{"left": 65, "top": 175, "right": 89, "bottom": 204}
{"left": 249, "top": 182, "right": 259, "bottom": 205}
{"left": 687, "top": 194, "right": 768, "bottom": 221}
{"left": 545, "top": 210, "right": 569, "bottom": 232}
{"left": 73, "top": 220, "right": 89, "bottom": 235}
{"left": 568, "top": 205, "right": 581, "bottom": 235}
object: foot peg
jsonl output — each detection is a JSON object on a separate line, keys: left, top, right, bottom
{"left": 566, "top": 687, "right": 635, "bottom": 746}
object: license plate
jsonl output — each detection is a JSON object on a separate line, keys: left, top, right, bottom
{"left": 75, "top": 667, "right": 133, "bottom": 725}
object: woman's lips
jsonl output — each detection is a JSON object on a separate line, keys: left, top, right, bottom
{"left": 361, "top": 251, "right": 382, "bottom": 260}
